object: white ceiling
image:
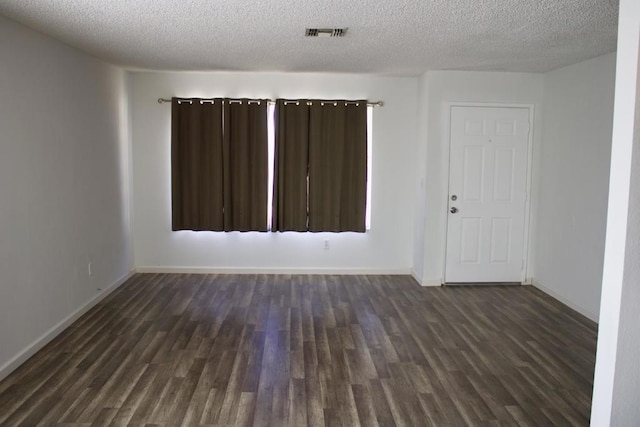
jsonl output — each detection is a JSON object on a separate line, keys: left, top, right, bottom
{"left": 0, "top": 0, "right": 619, "bottom": 75}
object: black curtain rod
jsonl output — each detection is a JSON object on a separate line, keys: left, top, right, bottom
{"left": 157, "top": 98, "right": 384, "bottom": 107}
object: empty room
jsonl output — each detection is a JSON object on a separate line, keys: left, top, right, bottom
{"left": 0, "top": 0, "right": 639, "bottom": 426}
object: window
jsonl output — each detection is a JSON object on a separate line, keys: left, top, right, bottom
{"left": 271, "top": 99, "right": 369, "bottom": 232}
{"left": 172, "top": 97, "right": 372, "bottom": 232}
{"left": 171, "top": 98, "right": 268, "bottom": 231}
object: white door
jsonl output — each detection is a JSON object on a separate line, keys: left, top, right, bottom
{"left": 445, "top": 106, "right": 531, "bottom": 283}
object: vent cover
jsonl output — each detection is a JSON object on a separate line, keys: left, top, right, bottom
{"left": 305, "top": 28, "right": 348, "bottom": 37}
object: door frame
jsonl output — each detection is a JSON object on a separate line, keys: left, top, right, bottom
{"left": 442, "top": 102, "right": 535, "bottom": 284}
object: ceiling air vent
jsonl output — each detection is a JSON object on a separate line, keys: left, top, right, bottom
{"left": 305, "top": 28, "right": 348, "bottom": 38}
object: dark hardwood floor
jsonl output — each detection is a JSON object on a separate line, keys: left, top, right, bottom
{"left": 0, "top": 274, "right": 597, "bottom": 426}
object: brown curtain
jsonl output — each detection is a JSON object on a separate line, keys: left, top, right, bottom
{"left": 171, "top": 98, "right": 224, "bottom": 231}
{"left": 272, "top": 99, "right": 310, "bottom": 231}
{"left": 223, "top": 99, "right": 269, "bottom": 231}
{"left": 272, "top": 99, "right": 367, "bottom": 232}
{"left": 308, "top": 100, "right": 367, "bottom": 232}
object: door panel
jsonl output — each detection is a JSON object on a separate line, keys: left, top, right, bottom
{"left": 460, "top": 218, "right": 482, "bottom": 263}
{"left": 445, "top": 106, "right": 530, "bottom": 283}
{"left": 462, "top": 146, "right": 484, "bottom": 201}
{"left": 489, "top": 217, "right": 511, "bottom": 263}
{"left": 493, "top": 148, "right": 515, "bottom": 201}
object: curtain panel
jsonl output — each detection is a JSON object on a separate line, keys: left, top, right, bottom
{"left": 171, "top": 98, "right": 268, "bottom": 232}
{"left": 171, "top": 98, "right": 224, "bottom": 231}
{"left": 272, "top": 99, "right": 311, "bottom": 231}
{"left": 223, "top": 100, "right": 269, "bottom": 231}
{"left": 272, "top": 99, "right": 368, "bottom": 233}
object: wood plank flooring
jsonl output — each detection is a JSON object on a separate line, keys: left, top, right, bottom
{"left": 0, "top": 274, "right": 597, "bottom": 426}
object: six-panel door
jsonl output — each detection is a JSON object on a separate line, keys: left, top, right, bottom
{"left": 445, "top": 106, "right": 531, "bottom": 283}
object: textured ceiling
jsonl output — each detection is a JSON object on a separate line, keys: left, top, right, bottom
{"left": 0, "top": 0, "right": 619, "bottom": 75}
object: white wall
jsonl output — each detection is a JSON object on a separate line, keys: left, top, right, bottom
{"left": 130, "top": 72, "right": 418, "bottom": 273}
{"left": 416, "top": 71, "right": 544, "bottom": 285}
{"left": 0, "top": 16, "right": 134, "bottom": 379}
{"left": 533, "top": 54, "right": 616, "bottom": 322}
{"left": 592, "top": 0, "right": 640, "bottom": 423}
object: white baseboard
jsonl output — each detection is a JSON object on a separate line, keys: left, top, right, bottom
{"left": 421, "top": 280, "right": 442, "bottom": 287}
{"left": 136, "top": 266, "right": 412, "bottom": 275}
{"left": 532, "top": 279, "right": 599, "bottom": 323}
{"left": 0, "top": 269, "right": 135, "bottom": 382}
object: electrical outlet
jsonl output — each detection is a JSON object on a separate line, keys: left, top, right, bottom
{"left": 324, "top": 239, "right": 330, "bottom": 250}
{"left": 88, "top": 262, "right": 93, "bottom": 276}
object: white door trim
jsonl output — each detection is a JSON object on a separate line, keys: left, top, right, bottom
{"left": 442, "top": 102, "right": 535, "bottom": 283}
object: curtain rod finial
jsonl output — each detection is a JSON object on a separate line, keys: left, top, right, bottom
{"left": 157, "top": 98, "right": 164, "bottom": 104}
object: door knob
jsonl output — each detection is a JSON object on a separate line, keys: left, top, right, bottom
{"left": 450, "top": 207, "right": 458, "bottom": 214}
